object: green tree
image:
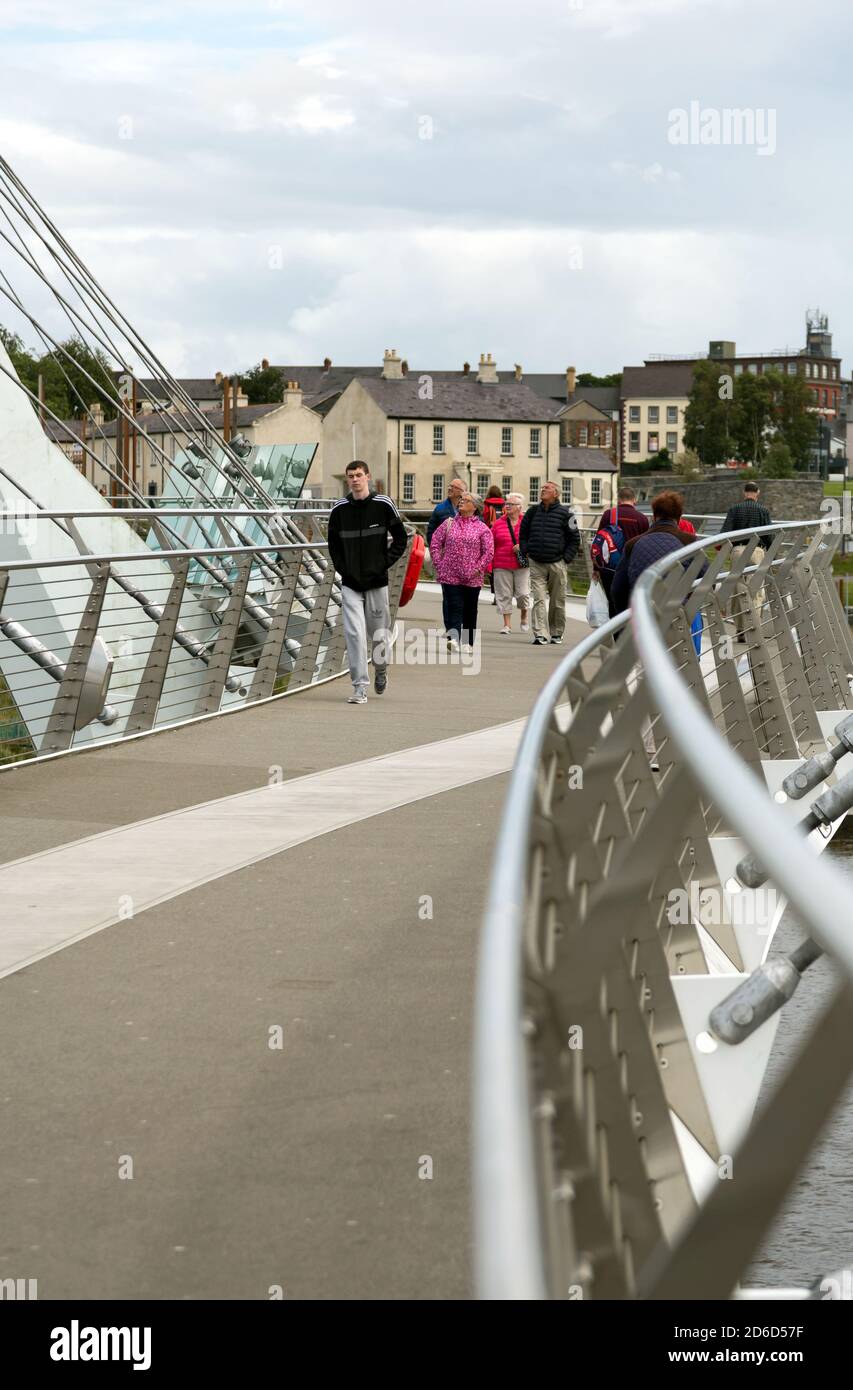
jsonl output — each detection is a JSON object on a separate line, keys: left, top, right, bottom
{"left": 773, "top": 370, "right": 817, "bottom": 469}
{"left": 0, "top": 326, "right": 39, "bottom": 399}
{"left": 236, "top": 362, "right": 285, "bottom": 404}
{"left": 576, "top": 371, "right": 622, "bottom": 388}
{"left": 761, "top": 439, "right": 794, "bottom": 478}
{"left": 684, "top": 360, "right": 733, "bottom": 468}
{"left": 731, "top": 370, "right": 775, "bottom": 465}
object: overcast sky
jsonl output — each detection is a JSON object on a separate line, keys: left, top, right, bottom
{"left": 1, "top": 0, "right": 851, "bottom": 378}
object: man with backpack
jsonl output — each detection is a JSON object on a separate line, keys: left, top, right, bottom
{"left": 591, "top": 485, "right": 650, "bottom": 616}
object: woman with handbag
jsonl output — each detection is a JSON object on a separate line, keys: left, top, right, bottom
{"left": 430, "top": 491, "right": 495, "bottom": 648}
{"left": 491, "top": 492, "right": 530, "bottom": 634}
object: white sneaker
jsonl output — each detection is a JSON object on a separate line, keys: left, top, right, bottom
{"left": 500, "top": 627, "right": 511, "bottom": 635}
{"left": 520, "top": 621, "right": 529, "bottom": 632}
{"left": 347, "top": 690, "right": 368, "bottom": 705}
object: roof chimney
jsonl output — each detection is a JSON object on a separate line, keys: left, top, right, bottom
{"left": 462, "top": 361, "right": 470, "bottom": 375}
{"left": 215, "top": 371, "right": 223, "bottom": 387}
{"left": 283, "top": 380, "right": 303, "bottom": 409}
{"left": 566, "top": 365, "right": 576, "bottom": 398}
{"left": 514, "top": 363, "right": 523, "bottom": 382}
{"left": 401, "top": 359, "right": 409, "bottom": 376}
{"left": 381, "top": 347, "right": 404, "bottom": 380}
{"left": 323, "top": 356, "right": 332, "bottom": 372}
{"left": 476, "top": 352, "right": 498, "bottom": 384}
{"left": 261, "top": 358, "right": 269, "bottom": 370}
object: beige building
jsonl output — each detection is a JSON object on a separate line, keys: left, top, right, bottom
{"left": 620, "top": 363, "right": 695, "bottom": 464}
{"left": 557, "top": 447, "right": 617, "bottom": 529}
{"left": 321, "top": 350, "right": 563, "bottom": 506}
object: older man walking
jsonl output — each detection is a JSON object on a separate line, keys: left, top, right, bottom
{"left": 519, "top": 481, "right": 579, "bottom": 645}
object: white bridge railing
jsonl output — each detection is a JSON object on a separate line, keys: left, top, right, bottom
{"left": 474, "top": 517, "right": 853, "bottom": 1299}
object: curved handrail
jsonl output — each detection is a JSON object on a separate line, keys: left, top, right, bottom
{"left": 474, "top": 515, "right": 853, "bottom": 1299}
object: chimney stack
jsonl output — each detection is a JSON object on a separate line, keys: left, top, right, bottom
{"left": 90, "top": 401, "right": 104, "bottom": 425}
{"left": 462, "top": 361, "right": 470, "bottom": 375}
{"left": 476, "top": 353, "right": 498, "bottom": 384}
{"left": 381, "top": 347, "right": 404, "bottom": 380}
{"left": 401, "top": 359, "right": 409, "bottom": 376}
{"left": 323, "top": 356, "right": 332, "bottom": 372}
{"left": 566, "top": 366, "right": 576, "bottom": 398}
{"left": 283, "top": 380, "right": 303, "bottom": 409}
{"left": 215, "top": 370, "right": 223, "bottom": 387}
{"left": 261, "top": 358, "right": 269, "bottom": 370}
{"left": 514, "top": 363, "right": 523, "bottom": 382}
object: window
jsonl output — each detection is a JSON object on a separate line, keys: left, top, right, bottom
{"left": 402, "top": 473, "right": 415, "bottom": 502}
{"left": 734, "top": 363, "right": 744, "bottom": 375}
{"left": 403, "top": 423, "right": 415, "bottom": 453}
{"left": 432, "top": 424, "right": 444, "bottom": 454}
{"left": 666, "top": 405, "right": 678, "bottom": 424}
{"left": 629, "top": 405, "right": 640, "bottom": 423}
{"left": 787, "top": 362, "right": 797, "bottom": 375}
{"left": 501, "top": 427, "right": 513, "bottom": 455}
{"left": 821, "top": 364, "right": 828, "bottom": 379}
{"left": 832, "top": 366, "right": 838, "bottom": 379}
{"left": 590, "top": 479, "right": 602, "bottom": 507}
{"left": 476, "top": 473, "right": 490, "bottom": 499}
{"left": 747, "top": 363, "right": 757, "bottom": 373}
{"left": 629, "top": 431, "right": 640, "bottom": 452}
{"left": 666, "top": 432, "right": 678, "bottom": 452}
{"left": 529, "top": 477, "right": 540, "bottom": 503}
{"left": 561, "top": 477, "right": 573, "bottom": 505}
{"left": 604, "top": 428, "right": 612, "bottom": 447}
{"left": 648, "top": 433, "right": 659, "bottom": 453}
{"left": 529, "top": 427, "right": 541, "bottom": 457}
{"left": 432, "top": 474, "right": 445, "bottom": 503}
{"left": 467, "top": 425, "right": 479, "bottom": 454}
{"left": 648, "top": 406, "right": 660, "bottom": 424}
{"left": 501, "top": 474, "right": 513, "bottom": 495}
{"left": 578, "top": 425, "right": 588, "bottom": 446}
{"left": 805, "top": 363, "right": 812, "bottom": 378}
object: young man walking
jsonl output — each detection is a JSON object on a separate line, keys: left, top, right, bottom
{"left": 327, "top": 460, "right": 408, "bottom": 704}
{"left": 519, "top": 481, "right": 579, "bottom": 644}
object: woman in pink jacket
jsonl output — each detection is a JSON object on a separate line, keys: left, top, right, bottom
{"left": 430, "top": 491, "right": 495, "bottom": 647}
{"left": 491, "top": 491, "right": 530, "bottom": 634}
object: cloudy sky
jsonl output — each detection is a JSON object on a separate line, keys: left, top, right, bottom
{"left": 1, "top": 0, "right": 851, "bottom": 378}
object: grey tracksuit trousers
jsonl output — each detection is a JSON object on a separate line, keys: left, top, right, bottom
{"left": 341, "top": 584, "right": 391, "bottom": 691}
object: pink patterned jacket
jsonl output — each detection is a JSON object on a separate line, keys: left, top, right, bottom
{"left": 430, "top": 514, "right": 495, "bottom": 587}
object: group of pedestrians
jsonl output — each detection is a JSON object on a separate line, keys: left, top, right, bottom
{"left": 428, "top": 479, "right": 580, "bottom": 647}
{"left": 327, "top": 457, "right": 773, "bottom": 705}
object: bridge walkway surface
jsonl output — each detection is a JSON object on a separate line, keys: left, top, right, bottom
{"left": 0, "top": 589, "right": 587, "bottom": 1300}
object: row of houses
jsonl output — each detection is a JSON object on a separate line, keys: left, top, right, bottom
{"left": 46, "top": 313, "right": 847, "bottom": 521}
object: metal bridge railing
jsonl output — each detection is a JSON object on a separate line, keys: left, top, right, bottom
{"left": 474, "top": 517, "right": 853, "bottom": 1300}
{"left": 0, "top": 506, "right": 411, "bottom": 765}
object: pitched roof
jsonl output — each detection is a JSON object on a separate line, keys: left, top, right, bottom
{"left": 272, "top": 365, "right": 602, "bottom": 404}
{"left": 559, "top": 446, "right": 618, "bottom": 473}
{"left": 355, "top": 377, "right": 561, "bottom": 422}
{"left": 558, "top": 388, "right": 621, "bottom": 418}
{"left": 134, "top": 377, "right": 225, "bottom": 402}
{"left": 620, "top": 363, "right": 696, "bottom": 399}
{"left": 46, "top": 402, "right": 282, "bottom": 442}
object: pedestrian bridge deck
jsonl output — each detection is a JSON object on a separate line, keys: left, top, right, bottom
{"left": 0, "top": 590, "right": 584, "bottom": 1300}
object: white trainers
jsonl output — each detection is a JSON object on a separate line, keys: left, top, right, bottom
{"left": 520, "top": 621, "right": 529, "bottom": 632}
{"left": 500, "top": 627, "right": 511, "bottom": 636}
{"left": 347, "top": 690, "right": 367, "bottom": 705}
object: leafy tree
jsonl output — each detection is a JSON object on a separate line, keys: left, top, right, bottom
{"left": 576, "top": 371, "right": 622, "bottom": 387}
{"left": 674, "top": 447, "right": 702, "bottom": 479}
{"left": 762, "top": 439, "right": 794, "bottom": 478}
{"left": 773, "top": 370, "right": 816, "bottom": 469}
{"left": 0, "top": 326, "right": 39, "bottom": 399}
{"left": 235, "top": 362, "right": 285, "bottom": 405}
{"left": 56, "top": 336, "right": 118, "bottom": 419}
{"left": 731, "top": 370, "right": 775, "bottom": 465}
{"left": 684, "top": 360, "right": 733, "bottom": 468}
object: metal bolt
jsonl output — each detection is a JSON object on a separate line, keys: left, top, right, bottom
{"left": 731, "top": 1002, "right": 754, "bottom": 1027}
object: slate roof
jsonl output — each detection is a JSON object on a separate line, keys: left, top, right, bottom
{"left": 355, "top": 377, "right": 562, "bottom": 423}
{"left": 620, "top": 363, "right": 697, "bottom": 399}
{"left": 558, "top": 388, "right": 621, "bottom": 417}
{"left": 272, "top": 365, "right": 612, "bottom": 405}
{"left": 559, "top": 447, "right": 618, "bottom": 473}
{"left": 46, "top": 402, "right": 283, "bottom": 442}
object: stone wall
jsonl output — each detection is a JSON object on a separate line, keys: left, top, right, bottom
{"left": 683, "top": 478, "right": 824, "bottom": 521}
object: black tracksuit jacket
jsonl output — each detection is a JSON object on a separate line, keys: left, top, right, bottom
{"left": 327, "top": 491, "right": 408, "bottom": 592}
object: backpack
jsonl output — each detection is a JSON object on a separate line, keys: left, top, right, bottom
{"left": 590, "top": 507, "right": 626, "bottom": 574}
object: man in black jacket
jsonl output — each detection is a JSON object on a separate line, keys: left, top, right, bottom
{"left": 519, "top": 481, "right": 579, "bottom": 645}
{"left": 721, "top": 482, "right": 772, "bottom": 550}
{"left": 327, "top": 461, "right": 408, "bottom": 703}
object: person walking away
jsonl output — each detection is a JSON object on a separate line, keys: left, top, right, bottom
{"left": 327, "top": 460, "right": 408, "bottom": 704}
{"left": 427, "top": 478, "right": 465, "bottom": 634}
{"left": 720, "top": 482, "right": 772, "bottom": 641}
{"left": 482, "top": 485, "right": 506, "bottom": 529}
{"left": 610, "top": 490, "right": 699, "bottom": 768}
{"left": 429, "top": 491, "right": 494, "bottom": 648}
{"left": 591, "top": 485, "right": 649, "bottom": 616}
{"left": 491, "top": 492, "right": 530, "bottom": 633}
{"left": 519, "top": 481, "right": 579, "bottom": 644}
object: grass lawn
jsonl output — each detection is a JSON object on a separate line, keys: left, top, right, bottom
{"left": 824, "top": 480, "right": 848, "bottom": 497}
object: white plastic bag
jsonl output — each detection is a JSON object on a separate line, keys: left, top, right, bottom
{"left": 586, "top": 579, "right": 610, "bottom": 629}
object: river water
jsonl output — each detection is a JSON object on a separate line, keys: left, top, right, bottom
{"left": 745, "top": 822, "right": 853, "bottom": 1291}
